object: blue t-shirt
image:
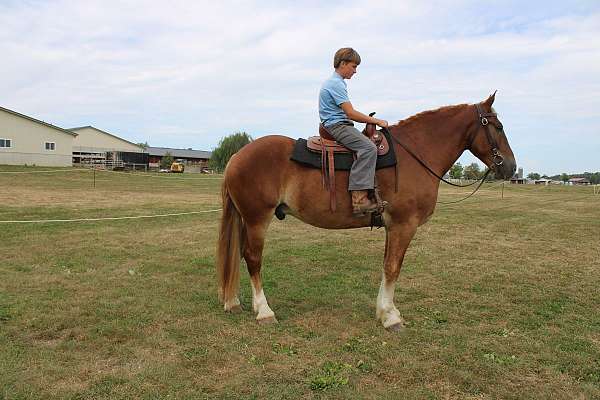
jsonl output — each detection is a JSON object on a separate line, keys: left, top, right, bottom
{"left": 319, "top": 72, "right": 351, "bottom": 127}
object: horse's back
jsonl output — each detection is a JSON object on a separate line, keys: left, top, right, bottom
{"left": 225, "top": 135, "right": 295, "bottom": 183}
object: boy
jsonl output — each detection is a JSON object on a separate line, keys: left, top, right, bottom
{"left": 319, "top": 47, "right": 388, "bottom": 215}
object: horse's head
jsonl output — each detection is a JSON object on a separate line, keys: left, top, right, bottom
{"left": 468, "top": 92, "right": 516, "bottom": 180}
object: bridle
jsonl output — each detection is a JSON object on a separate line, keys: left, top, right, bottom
{"left": 473, "top": 103, "right": 505, "bottom": 168}
{"left": 383, "top": 102, "right": 506, "bottom": 203}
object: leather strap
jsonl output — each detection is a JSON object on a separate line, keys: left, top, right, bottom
{"left": 321, "top": 139, "right": 327, "bottom": 188}
{"left": 384, "top": 126, "right": 485, "bottom": 188}
{"left": 327, "top": 148, "right": 336, "bottom": 211}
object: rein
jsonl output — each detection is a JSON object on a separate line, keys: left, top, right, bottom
{"left": 381, "top": 103, "right": 503, "bottom": 203}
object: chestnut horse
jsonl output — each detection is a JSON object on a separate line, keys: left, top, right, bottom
{"left": 217, "top": 93, "right": 516, "bottom": 331}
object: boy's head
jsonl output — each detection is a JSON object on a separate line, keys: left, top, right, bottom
{"left": 334, "top": 48, "right": 361, "bottom": 79}
{"left": 333, "top": 48, "right": 361, "bottom": 68}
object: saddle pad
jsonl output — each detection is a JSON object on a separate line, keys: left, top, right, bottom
{"left": 290, "top": 127, "right": 397, "bottom": 171}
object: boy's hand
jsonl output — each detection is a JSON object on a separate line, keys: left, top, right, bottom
{"left": 376, "top": 119, "right": 388, "bottom": 128}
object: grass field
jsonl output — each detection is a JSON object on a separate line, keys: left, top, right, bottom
{"left": 1, "top": 165, "right": 599, "bottom": 399}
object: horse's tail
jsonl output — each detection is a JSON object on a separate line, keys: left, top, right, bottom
{"left": 216, "top": 180, "right": 245, "bottom": 307}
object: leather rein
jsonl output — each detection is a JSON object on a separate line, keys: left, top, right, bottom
{"left": 382, "top": 103, "right": 505, "bottom": 203}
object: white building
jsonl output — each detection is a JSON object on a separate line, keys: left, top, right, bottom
{"left": 69, "top": 126, "right": 145, "bottom": 166}
{"left": 0, "top": 105, "right": 76, "bottom": 167}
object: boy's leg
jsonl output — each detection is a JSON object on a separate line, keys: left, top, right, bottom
{"left": 326, "top": 123, "right": 377, "bottom": 190}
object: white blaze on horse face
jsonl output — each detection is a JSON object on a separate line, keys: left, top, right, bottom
{"left": 251, "top": 282, "right": 275, "bottom": 321}
{"left": 376, "top": 275, "right": 403, "bottom": 328}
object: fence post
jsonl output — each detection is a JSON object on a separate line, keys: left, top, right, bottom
{"left": 93, "top": 167, "right": 96, "bottom": 188}
{"left": 501, "top": 182, "right": 504, "bottom": 199}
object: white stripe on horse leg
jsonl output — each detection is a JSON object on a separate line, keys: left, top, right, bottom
{"left": 376, "top": 274, "right": 403, "bottom": 328}
{"left": 251, "top": 280, "right": 275, "bottom": 321}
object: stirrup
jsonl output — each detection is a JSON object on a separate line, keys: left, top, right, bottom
{"left": 373, "top": 179, "right": 388, "bottom": 214}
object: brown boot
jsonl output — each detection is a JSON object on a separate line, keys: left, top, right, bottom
{"left": 351, "top": 190, "right": 379, "bottom": 216}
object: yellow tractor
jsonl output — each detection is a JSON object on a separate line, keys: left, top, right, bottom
{"left": 170, "top": 160, "right": 185, "bottom": 173}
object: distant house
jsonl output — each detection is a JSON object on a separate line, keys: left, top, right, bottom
{"left": 534, "top": 178, "right": 559, "bottom": 185}
{"left": 146, "top": 147, "right": 211, "bottom": 170}
{"left": 568, "top": 177, "right": 591, "bottom": 185}
{"left": 0, "top": 105, "right": 77, "bottom": 167}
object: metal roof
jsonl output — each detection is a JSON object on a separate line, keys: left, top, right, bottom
{"left": 0, "top": 105, "right": 77, "bottom": 137}
{"left": 146, "top": 146, "right": 211, "bottom": 159}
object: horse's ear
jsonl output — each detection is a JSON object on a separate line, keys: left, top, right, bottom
{"left": 484, "top": 90, "right": 497, "bottom": 107}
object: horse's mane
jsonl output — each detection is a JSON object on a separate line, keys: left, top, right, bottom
{"left": 392, "top": 103, "right": 469, "bottom": 129}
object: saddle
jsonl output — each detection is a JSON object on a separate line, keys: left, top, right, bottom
{"left": 306, "top": 114, "right": 391, "bottom": 213}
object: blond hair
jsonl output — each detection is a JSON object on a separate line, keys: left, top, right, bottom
{"left": 333, "top": 48, "right": 361, "bottom": 68}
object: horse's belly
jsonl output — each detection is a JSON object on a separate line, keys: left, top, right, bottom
{"left": 282, "top": 165, "right": 372, "bottom": 229}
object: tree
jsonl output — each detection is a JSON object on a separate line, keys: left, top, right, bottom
{"left": 463, "top": 162, "right": 482, "bottom": 180}
{"left": 583, "top": 171, "right": 600, "bottom": 185}
{"left": 449, "top": 163, "right": 463, "bottom": 179}
{"left": 209, "top": 132, "right": 253, "bottom": 172}
{"left": 485, "top": 170, "right": 497, "bottom": 181}
{"left": 160, "top": 152, "right": 174, "bottom": 169}
{"left": 527, "top": 172, "right": 541, "bottom": 180}
{"left": 560, "top": 173, "right": 569, "bottom": 183}
{"left": 137, "top": 141, "right": 149, "bottom": 151}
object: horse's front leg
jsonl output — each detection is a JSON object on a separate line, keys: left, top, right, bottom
{"left": 376, "top": 223, "right": 418, "bottom": 331}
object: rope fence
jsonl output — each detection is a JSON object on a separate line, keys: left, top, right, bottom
{"left": 0, "top": 209, "right": 222, "bottom": 224}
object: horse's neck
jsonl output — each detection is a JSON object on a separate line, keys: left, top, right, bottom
{"left": 394, "top": 105, "right": 472, "bottom": 176}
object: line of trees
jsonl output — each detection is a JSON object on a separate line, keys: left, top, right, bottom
{"left": 451, "top": 165, "right": 600, "bottom": 184}
{"left": 449, "top": 162, "right": 490, "bottom": 180}
{"left": 526, "top": 171, "right": 600, "bottom": 184}
{"left": 562, "top": 172, "right": 600, "bottom": 184}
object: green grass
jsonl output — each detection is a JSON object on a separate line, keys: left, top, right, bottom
{"left": 1, "top": 166, "right": 599, "bottom": 399}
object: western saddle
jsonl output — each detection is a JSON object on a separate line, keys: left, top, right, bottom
{"left": 306, "top": 113, "right": 390, "bottom": 212}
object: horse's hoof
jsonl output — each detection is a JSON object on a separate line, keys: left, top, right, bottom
{"left": 226, "top": 305, "right": 243, "bottom": 314}
{"left": 385, "top": 322, "right": 405, "bottom": 333}
{"left": 257, "top": 316, "right": 278, "bottom": 325}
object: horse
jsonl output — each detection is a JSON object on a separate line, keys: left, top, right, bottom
{"left": 216, "top": 93, "right": 516, "bottom": 332}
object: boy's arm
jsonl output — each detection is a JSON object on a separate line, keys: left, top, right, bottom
{"left": 340, "top": 102, "right": 388, "bottom": 128}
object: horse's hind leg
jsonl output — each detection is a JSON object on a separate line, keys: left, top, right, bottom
{"left": 244, "top": 219, "right": 277, "bottom": 324}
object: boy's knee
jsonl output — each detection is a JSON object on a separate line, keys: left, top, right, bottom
{"left": 365, "top": 141, "right": 378, "bottom": 157}
{"left": 358, "top": 145, "right": 377, "bottom": 163}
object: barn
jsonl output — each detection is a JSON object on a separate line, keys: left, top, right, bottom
{"left": 568, "top": 177, "right": 591, "bottom": 185}
{"left": 69, "top": 126, "right": 147, "bottom": 169}
{"left": 0, "top": 105, "right": 76, "bottom": 167}
{"left": 146, "top": 147, "right": 211, "bottom": 172}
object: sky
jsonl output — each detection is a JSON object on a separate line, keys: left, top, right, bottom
{"left": 1, "top": 0, "right": 599, "bottom": 176}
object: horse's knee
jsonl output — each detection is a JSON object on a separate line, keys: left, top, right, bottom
{"left": 244, "top": 249, "right": 262, "bottom": 271}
